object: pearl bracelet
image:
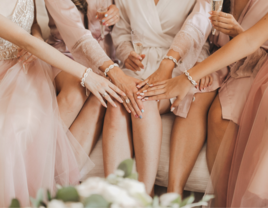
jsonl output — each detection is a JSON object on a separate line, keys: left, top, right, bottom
{"left": 163, "top": 55, "right": 180, "bottom": 67}
{"left": 183, "top": 70, "right": 197, "bottom": 87}
{"left": 104, "top": 63, "right": 119, "bottom": 77}
{"left": 81, "top": 68, "right": 93, "bottom": 88}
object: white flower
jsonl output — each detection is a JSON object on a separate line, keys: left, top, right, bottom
{"left": 65, "top": 202, "right": 83, "bottom": 208}
{"left": 77, "top": 177, "right": 108, "bottom": 198}
{"left": 47, "top": 200, "right": 66, "bottom": 208}
{"left": 160, "top": 193, "right": 180, "bottom": 207}
{"left": 114, "top": 170, "right": 125, "bottom": 177}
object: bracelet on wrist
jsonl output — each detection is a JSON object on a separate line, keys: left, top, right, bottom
{"left": 183, "top": 70, "right": 197, "bottom": 87}
{"left": 81, "top": 68, "right": 93, "bottom": 88}
{"left": 163, "top": 55, "right": 181, "bottom": 67}
{"left": 104, "top": 63, "right": 119, "bottom": 77}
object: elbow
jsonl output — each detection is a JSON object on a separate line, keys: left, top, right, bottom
{"left": 244, "top": 32, "right": 261, "bottom": 54}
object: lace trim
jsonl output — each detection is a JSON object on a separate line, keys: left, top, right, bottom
{"left": 71, "top": 34, "right": 110, "bottom": 71}
{"left": 0, "top": 0, "right": 34, "bottom": 61}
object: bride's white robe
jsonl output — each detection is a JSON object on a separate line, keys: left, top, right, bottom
{"left": 112, "top": 0, "right": 222, "bottom": 117}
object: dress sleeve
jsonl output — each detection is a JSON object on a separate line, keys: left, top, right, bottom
{"left": 111, "top": 0, "right": 134, "bottom": 64}
{"left": 44, "top": 0, "right": 110, "bottom": 72}
{"left": 197, "top": 41, "right": 210, "bottom": 63}
{"left": 170, "top": 0, "right": 212, "bottom": 62}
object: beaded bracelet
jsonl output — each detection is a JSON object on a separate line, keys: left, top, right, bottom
{"left": 183, "top": 70, "right": 197, "bottom": 87}
{"left": 104, "top": 63, "right": 119, "bottom": 77}
{"left": 81, "top": 68, "right": 93, "bottom": 88}
{"left": 163, "top": 55, "right": 180, "bottom": 67}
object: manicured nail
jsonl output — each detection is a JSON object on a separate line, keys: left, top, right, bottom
{"left": 114, "top": 104, "right": 117, "bottom": 107}
{"left": 95, "top": 15, "right": 98, "bottom": 18}
{"left": 142, "top": 99, "right": 145, "bottom": 102}
{"left": 123, "top": 93, "right": 126, "bottom": 96}
{"left": 149, "top": 84, "right": 153, "bottom": 87}
{"left": 129, "top": 111, "right": 131, "bottom": 113}
{"left": 143, "top": 90, "right": 147, "bottom": 93}
{"left": 140, "top": 93, "right": 144, "bottom": 96}
{"left": 137, "top": 85, "right": 140, "bottom": 88}
{"left": 139, "top": 115, "right": 142, "bottom": 119}
{"left": 145, "top": 97, "right": 149, "bottom": 100}
{"left": 141, "top": 109, "right": 144, "bottom": 113}
{"left": 156, "top": 100, "right": 159, "bottom": 102}
{"left": 120, "top": 99, "right": 123, "bottom": 103}
{"left": 137, "top": 96, "right": 142, "bottom": 99}
{"left": 105, "top": 14, "right": 108, "bottom": 17}
{"left": 102, "top": 19, "right": 105, "bottom": 23}
{"left": 135, "top": 115, "right": 138, "bottom": 118}
{"left": 171, "top": 107, "right": 175, "bottom": 112}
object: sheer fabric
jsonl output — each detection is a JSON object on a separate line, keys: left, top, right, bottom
{"left": 112, "top": 0, "right": 220, "bottom": 118}
{"left": 45, "top": 0, "right": 111, "bottom": 73}
{"left": 0, "top": 0, "right": 94, "bottom": 206}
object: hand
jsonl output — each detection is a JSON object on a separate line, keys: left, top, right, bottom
{"left": 209, "top": 11, "right": 244, "bottom": 38}
{"left": 85, "top": 71, "right": 126, "bottom": 108}
{"left": 108, "top": 67, "right": 144, "bottom": 118}
{"left": 17, "top": 49, "right": 37, "bottom": 74}
{"left": 96, "top": 4, "right": 120, "bottom": 26}
{"left": 197, "top": 74, "right": 213, "bottom": 91}
{"left": 141, "top": 75, "right": 192, "bottom": 111}
{"left": 125, "top": 51, "right": 145, "bottom": 71}
{"left": 136, "top": 61, "right": 173, "bottom": 99}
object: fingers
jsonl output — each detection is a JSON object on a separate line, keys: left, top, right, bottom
{"left": 213, "top": 25, "right": 230, "bottom": 34}
{"left": 109, "top": 83, "right": 126, "bottom": 97}
{"left": 171, "top": 97, "right": 182, "bottom": 110}
{"left": 144, "top": 94, "right": 167, "bottom": 101}
{"left": 104, "top": 15, "right": 120, "bottom": 26}
{"left": 100, "top": 5, "right": 120, "bottom": 26}
{"left": 101, "top": 91, "right": 117, "bottom": 108}
{"left": 212, "top": 21, "right": 233, "bottom": 30}
{"left": 137, "top": 79, "right": 149, "bottom": 89}
{"left": 125, "top": 59, "right": 141, "bottom": 71}
{"left": 204, "top": 76, "right": 210, "bottom": 88}
{"left": 199, "top": 77, "right": 205, "bottom": 90}
{"left": 129, "top": 54, "right": 144, "bottom": 69}
{"left": 141, "top": 88, "right": 166, "bottom": 98}
{"left": 93, "top": 91, "right": 108, "bottom": 108}
{"left": 122, "top": 99, "right": 131, "bottom": 113}
{"left": 210, "top": 15, "right": 230, "bottom": 24}
{"left": 210, "top": 11, "right": 232, "bottom": 19}
{"left": 106, "top": 87, "right": 123, "bottom": 104}
{"left": 129, "top": 93, "right": 142, "bottom": 118}
{"left": 209, "top": 75, "right": 213, "bottom": 86}
{"left": 144, "top": 84, "right": 165, "bottom": 92}
{"left": 23, "top": 55, "right": 36, "bottom": 65}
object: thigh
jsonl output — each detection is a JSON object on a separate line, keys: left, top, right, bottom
{"left": 158, "top": 99, "right": 171, "bottom": 115}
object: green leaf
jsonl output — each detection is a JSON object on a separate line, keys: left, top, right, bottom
{"left": 83, "top": 194, "right": 110, "bottom": 208}
{"left": 172, "top": 195, "right": 182, "bottom": 204}
{"left": 9, "top": 199, "right": 20, "bottom": 208}
{"left": 180, "top": 193, "right": 195, "bottom": 207}
{"left": 55, "top": 186, "right": 79, "bottom": 202}
{"left": 117, "top": 159, "right": 134, "bottom": 178}
{"left": 202, "top": 195, "right": 214, "bottom": 202}
{"left": 30, "top": 189, "right": 44, "bottom": 207}
{"left": 152, "top": 196, "right": 159, "bottom": 207}
{"left": 47, "top": 189, "right": 52, "bottom": 201}
{"left": 127, "top": 172, "right": 138, "bottom": 180}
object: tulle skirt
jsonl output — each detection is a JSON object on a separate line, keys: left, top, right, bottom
{"left": 0, "top": 59, "right": 94, "bottom": 207}
{"left": 206, "top": 59, "right": 268, "bottom": 207}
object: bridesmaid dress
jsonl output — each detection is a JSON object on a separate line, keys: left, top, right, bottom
{"left": 0, "top": 0, "right": 94, "bottom": 206}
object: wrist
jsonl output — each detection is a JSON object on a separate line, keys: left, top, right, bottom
{"left": 107, "top": 66, "right": 125, "bottom": 82}
{"left": 160, "top": 59, "right": 176, "bottom": 72}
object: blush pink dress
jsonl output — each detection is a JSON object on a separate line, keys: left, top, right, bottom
{"left": 45, "top": 0, "right": 114, "bottom": 78}
{"left": 210, "top": 0, "right": 268, "bottom": 124}
{"left": 0, "top": 0, "right": 94, "bottom": 206}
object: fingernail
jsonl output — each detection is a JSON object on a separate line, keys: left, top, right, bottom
{"left": 149, "top": 85, "right": 153, "bottom": 87}
{"left": 135, "top": 115, "right": 138, "bottom": 118}
{"left": 129, "top": 111, "right": 131, "bottom": 113}
{"left": 105, "top": 14, "right": 108, "bottom": 17}
{"left": 137, "top": 92, "right": 140, "bottom": 95}
{"left": 137, "top": 96, "right": 142, "bottom": 99}
{"left": 141, "top": 109, "right": 144, "bottom": 113}
{"left": 140, "top": 93, "right": 144, "bottom": 96}
{"left": 137, "top": 85, "right": 140, "bottom": 88}
{"left": 145, "top": 97, "right": 149, "bottom": 100}
{"left": 120, "top": 99, "right": 123, "bottom": 103}
{"left": 95, "top": 15, "right": 98, "bottom": 18}
{"left": 142, "top": 66, "right": 144, "bottom": 69}
{"left": 171, "top": 107, "right": 175, "bottom": 112}
{"left": 156, "top": 100, "right": 159, "bottom": 102}
{"left": 139, "top": 115, "right": 142, "bottom": 119}
{"left": 143, "top": 90, "right": 147, "bottom": 93}
{"left": 102, "top": 19, "right": 105, "bottom": 23}
{"left": 114, "top": 104, "right": 117, "bottom": 107}
{"left": 123, "top": 93, "right": 126, "bottom": 96}
{"left": 142, "top": 99, "right": 145, "bottom": 102}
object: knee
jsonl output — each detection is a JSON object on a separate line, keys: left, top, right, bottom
{"left": 58, "top": 86, "right": 87, "bottom": 110}
{"left": 208, "top": 106, "right": 223, "bottom": 129}
{"left": 106, "top": 103, "right": 127, "bottom": 124}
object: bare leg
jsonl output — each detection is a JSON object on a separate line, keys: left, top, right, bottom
{"left": 167, "top": 91, "right": 217, "bottom": 195}
{"left": 207, "top": 95, "right": 237, "bottom": 207}
{"left": 69, "top": 95, "right": 105, "bottom": 154}
{"left": 55, "top": 71, "right": 87, "bottom": 128}
{"left": 102, "top": 101, "right": 133, "bottom": 176}
{"left": 132, "top": 100, "right": 169, "bottom": 194}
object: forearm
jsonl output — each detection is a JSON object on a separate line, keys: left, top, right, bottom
{"left": 188, "top": 14, "right": 268, "bottom": 81}
{"left": 31, "top": 22, "right": 43, "bottom": 40}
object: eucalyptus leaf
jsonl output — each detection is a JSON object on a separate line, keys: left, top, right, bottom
{"left": 202, "top": 195, "right": 214, "bottom": 202}
{"left": 127, "top": 172, "right": 138, "bottom": 180}
{"left": 152, "top": 196, "right": 159, "bottom": 207}
{"left": 117, "top": 159, "right": 134, "bottom": 178}
{"left": 180, "top": 193, "right": 195, "bottom": 207}
{"left": 9, "top": 199, "right": 20, "bottom": 208}
{"left": 30, "top": 189, "right": 44, "bottom": 207}
{"left": 172, "top": 195, "right": 182, "bottom": 205}
{"left": 47, "top": 189, "right": 52, "bottom": 201}
{"left": 55, "top": 186, "right": 79, "bottom": 202}
{"left": 83, "top": 194, "right": 110, "bottom": 208}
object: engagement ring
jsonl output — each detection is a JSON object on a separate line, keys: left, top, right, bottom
{"left": 125, "top": 98, "right": 130, "bottom": 104}
{"left": 102, "top": 92, "right": 108, "bottom": 97}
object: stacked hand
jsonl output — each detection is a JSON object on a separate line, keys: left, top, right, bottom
{"left": 125, "top": 51, "right": 146, "bottom": 71}
{"left": 96, "top": 4, "right": 120, "bottom": 26}
{"left": 209, "top": 11, "right": 244, "bottom": 37}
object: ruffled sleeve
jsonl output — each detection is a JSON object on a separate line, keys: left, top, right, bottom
{"left": 111, "top": 0, "right": 133, "bottom": 65}
{"left": 170, "top": 0, "right": 212, "bottom": 62}
{"left": 45, "top": 0, "right": 110, "bottom": 72}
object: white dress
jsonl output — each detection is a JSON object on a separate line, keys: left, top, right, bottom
{"left": 0, "top": 0, "right": 94, "bottom": 206}
{"left": 112, "top": 0, "right": 222, "bottom": 117}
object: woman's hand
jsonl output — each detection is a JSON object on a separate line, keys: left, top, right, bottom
{"left": 136, "top": 60, "right": 173, "bottom": 98}
{"left": 125, "top": 51, "right": 145, "bottom": 71}
{"left": 107, "top": 67, "right": 144, "bottom": 118}
{"left": 96, "top": 4, "right": 120, "bottom": 26}
{"left": 85, "top": 71, "right": 125, "bottom": 108}
{"left": 209, "top": 11, "right": 244, "bottom": 37}
{"left": 197, "top": 74, "right": 213, "bottom": 91}
{"left": 139, "top": 75, "right": 193, "bottom": 110}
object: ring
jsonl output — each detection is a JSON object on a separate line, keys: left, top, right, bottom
{"left": 146, "top": 83, "right": 150, "bottom": 86}
{"left": 226, "top": 14, "right": 228, "bottom": 17}
{"left": 102, "top": 92, "right": 108, "bottom": 97}
{"left": 125, "top": 98, "right": 130, "bottom": 104}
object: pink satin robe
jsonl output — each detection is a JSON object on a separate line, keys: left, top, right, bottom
{"left": 210, "top": 0, "right": 268, "bottom": 124}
